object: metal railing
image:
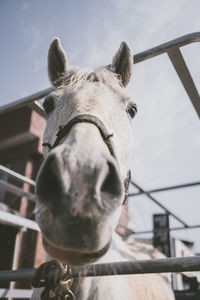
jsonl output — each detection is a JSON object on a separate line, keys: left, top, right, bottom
{"left": 0, "top": 256, "right": 200, "bottom": 283}
{"left": 0, "top": 288, "right": 33, "bottom": 299}
{"left": 0, "top": 87, "right": 54, "bottom": 117}
{"left": 0, "top": 165, "right": 35, "bottom": 187}
{"left": 119, "top": 223, "right": 200, "bottom": 236}
{"left": 131, "top": 181, "right": 189, "bottom": 227}
{"left": 0, "top": 210, "right": 39, "bottom": 231}
{"left": 0, "top": 180, "right": 35, "bottom": 202}
{"left": 0, "top": 32, "right": 200, "bottom": 297}
{"left": 129, "top": 181, "right": 200, "bottom": 196}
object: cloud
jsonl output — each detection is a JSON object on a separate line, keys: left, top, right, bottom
{"left": 21, "top": 1, "right": 29, "bottom": 12}
{"left": 20, "top": 21, "right": 42, "bottom": 54}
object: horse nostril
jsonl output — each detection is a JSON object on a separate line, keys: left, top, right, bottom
{"left": 100, "top": 161, "right": 122, "bottom": 199}
{"left": 36, "top": 154, "right": 65, "bottom": 203}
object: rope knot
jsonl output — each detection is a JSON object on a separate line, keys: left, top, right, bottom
{"left": 32, "top": 260, "right": 74, "bottom": 300}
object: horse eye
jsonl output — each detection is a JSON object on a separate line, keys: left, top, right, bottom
{"left": 127, "top": 103, "right": 137, "bottom": 118}
{"left": 43, "top": 95, "right": 55, "bottom": 114}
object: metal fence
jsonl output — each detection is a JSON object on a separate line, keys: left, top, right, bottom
{"left": 0, "top": 256, "right": 200, "bottom": 282}
{"left": 0, "top": 32, "right": 200, "bottom": 298}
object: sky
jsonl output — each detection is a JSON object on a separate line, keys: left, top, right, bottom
{"left": 0, "top": 0, "right": 200, "bottom": 252}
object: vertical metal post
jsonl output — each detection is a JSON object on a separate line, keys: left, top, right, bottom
{"left": 167, "top": 47, "right": 200, "bottom": 118}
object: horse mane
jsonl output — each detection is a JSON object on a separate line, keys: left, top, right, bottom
{"left": 58, "top": 67, "right": 124, "bottom": 93}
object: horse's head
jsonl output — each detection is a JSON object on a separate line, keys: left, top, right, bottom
{"left": 36, "top": 39, "right": 136, "bottom": 265}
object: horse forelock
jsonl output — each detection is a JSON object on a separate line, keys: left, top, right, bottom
{"left": 57, "top": 67, "right": 124, "bottom": 93}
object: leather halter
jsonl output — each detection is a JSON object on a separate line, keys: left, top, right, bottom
{"left": 42, "top": 114, "right": 131, "bottom": 204}
{"left": 54, "top": 114, "right": 117, "bottom": 157}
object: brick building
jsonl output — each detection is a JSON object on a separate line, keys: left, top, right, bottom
{"left": 0, "top": 107, "right": 46, "bottom": 291}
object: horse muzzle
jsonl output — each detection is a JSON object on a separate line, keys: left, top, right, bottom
{"left": 35, "top": 125, "right": 124, "bottom": 263}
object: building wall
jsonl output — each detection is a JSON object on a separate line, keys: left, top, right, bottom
{"left": 0, "top": 107, "right": 46, "bottom": 291}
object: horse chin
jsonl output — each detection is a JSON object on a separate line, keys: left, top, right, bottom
{"left": 42, "top": 236, "right": 111, "bottom": 266}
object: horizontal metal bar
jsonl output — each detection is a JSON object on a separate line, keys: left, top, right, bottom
{"left": 0, "top": 165, "right": 35, "bottom": 187}
{"left": 0, "top": 268, "right": 36, "bottom": 282}
{"left": 0, "top": 288, "right": 33, "bottom": 298}
{"left": 0, "top": 210, "right": 40, "bottom": 231}
{"left": 0, "top": 179, "right": 36, "bottom": 202}
{"left": 72, "top": 256, "right": 200, "bottom": 277}
{"left": 168, "top": 47, "right": 200, "bottom": 118}
{"left": 28, "top": 100, "right": 46, "bottom": 118}
{"left": 119, "top": 224, "right": 200, "bottom": 236}
{"left": 131, "top": 181, "right": 189, "bottom": 227}
{"left": 0, "top": 256, "right": 200, "bottom": 282}
{"left": 134, "top": 31, "right": 200, "bottom": 63}
{"left": 129, "top": 181, "right": 200, "bottom": 196}
{"left": 0, "top": 87, "right": 54, "bottom": 115}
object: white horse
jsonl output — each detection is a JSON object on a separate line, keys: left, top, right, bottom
{"left": 32, "top": 39, "right": 175, "bottom": 300}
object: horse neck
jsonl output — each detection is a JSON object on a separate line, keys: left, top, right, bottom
{"left": 71, "top": 233, "right": 133, "bottom": 300}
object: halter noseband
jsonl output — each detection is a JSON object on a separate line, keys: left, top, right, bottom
{"left": 42, "top": 114, "right": 131, "bottom": 204}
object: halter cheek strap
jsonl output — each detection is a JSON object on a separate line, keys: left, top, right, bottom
{"left": 42, "top": 114, "right": 131, "bottom": 204}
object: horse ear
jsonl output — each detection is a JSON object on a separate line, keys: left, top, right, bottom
{"left": 48, "top": 38, "right": 69, "bottom": 87}
{"left": 111, "top": 41, "right": 133, "bottom": 87}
